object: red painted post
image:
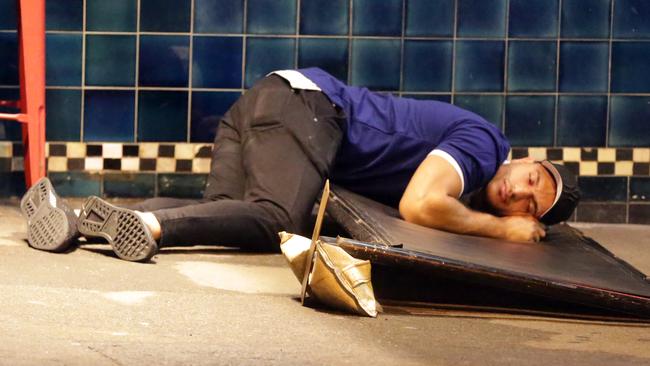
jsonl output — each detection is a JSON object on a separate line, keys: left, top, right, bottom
{"left": 17, "top": 0, "right": 47, "bottom": 187}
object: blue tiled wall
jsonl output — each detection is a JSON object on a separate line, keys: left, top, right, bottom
{"left": 1, "top": 0, "right": 650, "bottom": 223}
{"left": 1, "top": 0, "right": 649, "bottom": 144}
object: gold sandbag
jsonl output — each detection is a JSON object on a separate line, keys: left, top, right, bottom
{"left": 310, "top": 242, "right": 378, "bottom": 317}
{"left": 279, "top": 232, "right": 379, "bottom": 317}
{"left": 279, "top": 231, "right": 310, "bottom": 281}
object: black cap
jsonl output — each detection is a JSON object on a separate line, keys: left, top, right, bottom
{"left": 539, "top": 160, "right": 581, "bottom": 225}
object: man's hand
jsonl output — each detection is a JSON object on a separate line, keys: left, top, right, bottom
{"left": 500, "top": 216, "right": 546, "bottom": 242}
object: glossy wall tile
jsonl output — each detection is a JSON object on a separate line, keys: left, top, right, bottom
{"left": 298, "top": 38, "right": 349, "bottom": 82}
{"left": 190, "top": 92, "right": 241, "bottom": 143}
{"left": 138, "top": 91, "right": 188, "bottom": 142}
{"left": 138, "top": 35, "right": 190, "bottom": 87}
{"left": 609, "top": 97, "right": 650, "bottom": 147}
{"left": 0, "top": 33, "right": 17, "bottom": 85}
{"left": 559, "top": 42, "right": 609, "bottom": 93}
{"left": 561, "top": 0, "right": 610, "bottom": 38}
{"left": 140, "top": 0, "right": 191, "bottom": 33}
{"left": 611, "top": 42, "right": 650, "bottom": 93}
{"left": 0, "top": 0, "right": 16, "bottom": 29}
{"left": 45, "top": 90, "right": 81, "bottom": 142}
{"left": 507, "top": 41, "right": 556, "bottom": 92}
{"left": 509, "top": 0, "right": 558, "bottom": 37}
{"left": 0, "top": 172, "right": 25, "bottom": 196}
{"left": 505, "top": 96, "right": 555, "bottom": 147}
{"left": 85, "top": 35, "right": 136, "bottom": 86}
{"left": 103, "top": 173, "right": 155, "bottom": 198}
{"left": 83, "top": 90, "right": 135, "bottom": 142}
{"left": 578, "top": 176, "right": 628, "bottom": 201}
{"left": 192, "top": 36, "right": 243, "bottom": 88}
{"left": 455, "top": 41, "right": 504, "bottom": 92}
{"left": 576, "top": 203, "right": 627, "bottom": 223}
{"left": 194, "top": 0, "right": 243, "bottom": 34}
{"left": 49, "top": 172, "right": 101, "bottom": 197}
{"left": 247, "top": 0, "right": 296, "bottom": 35}
{"left": 453, "top": 95, "right": 503, "bottom": 128}
{"left": 245, "top": 37, "right": 295, "bottom": 88}
{"left": 630, "top": 177, "right": 650, "bottom": 201}
{"left": 613, "top": 0, "right": 650, "bottom": 38}
{"left": 351, "top": 39, "right": 401, "bottom": 90}
{"left": 46, "top": 34, "right": 82, "bottom": 86}
{"left": 353, "top": 0, "right": 402, "bottom": 37}
{"left": 158, "top": 174, "right": 206, "bottom": 199}
{"left": 403, "top": 40, "right": 452, "bottom": 92}
{"left": 300, "top": 0, "right": 348, "bottom": 36}
{"left": 457, "top": 0, "right": 506, "bottom": 38}
{"left": 86, "top": 0, "right": 137, "bottom": 32}
{"left": 557, "top": 96, "right": 607, "bottom": 147}
{"left": 0, "top": 89, "right": 20, "bottom": 141}
{"left": 46, "top": 0, "right": 83, "bottom": 31}
{"left": 405, "top": 0, "right": 454, "bottom": 37}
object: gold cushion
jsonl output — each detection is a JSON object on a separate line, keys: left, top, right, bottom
{"left": 279, "top": 231, "right": 310, "bottom": 281}
{"left": 279, "top": 232, "right": 379, "bottom": 317}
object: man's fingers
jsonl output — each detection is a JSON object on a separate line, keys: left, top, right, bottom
{"left": 532, "top": 222, "right": 546, "bottom": 242}
{"left": 530, "top": 227, "right": 540, "bottom": 242}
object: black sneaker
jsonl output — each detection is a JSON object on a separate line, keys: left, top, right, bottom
{"left": 20, "top": 177, "right": 79, "bottom": 252}
{"left": 77, "top": 196, "right": 158, "bottom": 262}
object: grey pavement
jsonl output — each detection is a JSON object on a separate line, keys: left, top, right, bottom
{"left": 1, "top": 199, "right": 650, "bottom": 365}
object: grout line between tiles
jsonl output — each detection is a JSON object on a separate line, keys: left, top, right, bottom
{"left": 34, "top": 29, "right": 650, "bottom": 43}
{"left": 347, "top": 0, "right": 353, "bottom": 85}
{"left": 186, "top": 0, "right": 196, "bottom": 143}
{"left": 294, "top": 0, "right": 301, "bottom": 68}
{"left": 554, "top": 0, "right": 563, "bottom": 147}
{"left": 32, "top": 85, "right": 650, "bottom": 97}
{"left": 398, "top": 0, "right": 406, "bottom": 94}
{"left": 133, "top": 0, "right": 141, "bottom": 144}
{"left": 502, "top": 0, "right": 510, "bottom": 133}
{"left": 605, "top": 0, "right": 616, "bottom": 147}
{"left": 79, "top": 0, "right": 87, "bottom": 143}
{"left": 626, "top": 174, "right": 630, "bottom": 223}
{"left": 241, "top": 0, "right": 248, "bottom": 89}
{"left": 450, "top": 0, "right": 458, "bottom": 104}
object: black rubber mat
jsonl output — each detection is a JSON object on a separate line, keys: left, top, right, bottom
{"left": 325, "top": 186, "right": 650, "bottom": 318}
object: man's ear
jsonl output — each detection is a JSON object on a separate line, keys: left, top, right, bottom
{"left": 511, "top": 156, "right": 535, "bottom": 164}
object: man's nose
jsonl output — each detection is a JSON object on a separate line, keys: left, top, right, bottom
{"left": 511, "top": 184, "right": 533, "bottom": 200}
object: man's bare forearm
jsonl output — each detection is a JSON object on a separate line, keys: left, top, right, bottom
{"left": 400, "top": 193, "right": 507, "bottom": 239}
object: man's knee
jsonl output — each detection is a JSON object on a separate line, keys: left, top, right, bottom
{"left": 254, "top": 201, "right": 301, "bottom": 235}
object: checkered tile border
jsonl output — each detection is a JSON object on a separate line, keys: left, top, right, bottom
{"left": 0, "top": 142, "right": 212, "bottom": 174}
{"left": 0, "top": 142, "right": 649, "bottom": 176}
{"left": 509, "top": 147, "right": 650, "bottom": 176}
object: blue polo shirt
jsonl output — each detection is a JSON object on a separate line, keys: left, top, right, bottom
{"left": 294, "top": 68, "right": 510, "bottom": 207}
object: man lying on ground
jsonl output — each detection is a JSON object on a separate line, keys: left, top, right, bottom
{"left": 20, "top": 68, "right": 580, "bottom": 262}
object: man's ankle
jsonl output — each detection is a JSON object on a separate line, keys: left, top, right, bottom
{"left": 135, "top": 211, "right": 162, "bottom": 240}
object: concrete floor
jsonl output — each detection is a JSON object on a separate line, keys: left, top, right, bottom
{"left": 1, "top": 199, "right": 650, "bottom": 365}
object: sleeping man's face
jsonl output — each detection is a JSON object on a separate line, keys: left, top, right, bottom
{"left": 484, "top": 158, "right": 557, "bottom": 219}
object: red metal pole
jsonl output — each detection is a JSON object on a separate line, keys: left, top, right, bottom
{"left": 17, "top": 0, "right": 46, "bottom": 187}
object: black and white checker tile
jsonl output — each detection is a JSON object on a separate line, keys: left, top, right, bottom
{"left": 43, "top": 142, "right": 213, "bottom": 174}
{"left": 0, "top": 142, "right": 648, "bottom": 177}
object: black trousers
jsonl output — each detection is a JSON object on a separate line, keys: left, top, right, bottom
{"left": 129, "top": 75, "right": 345, "bottom": 251}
